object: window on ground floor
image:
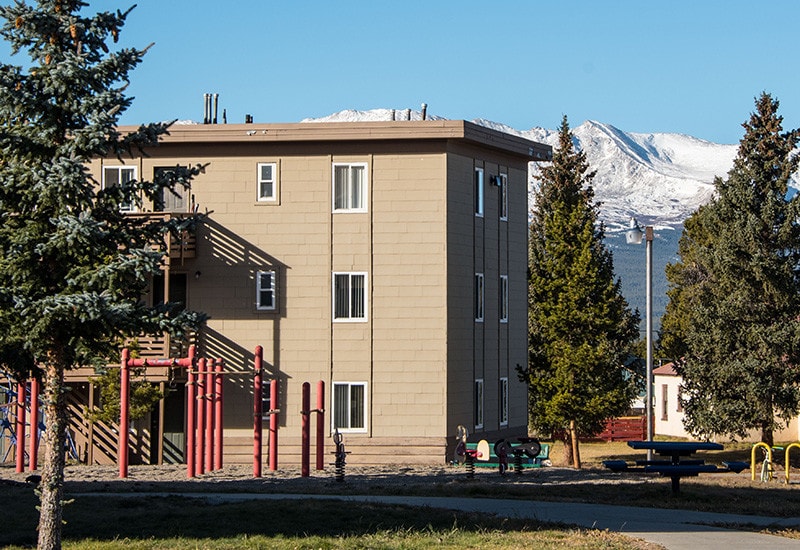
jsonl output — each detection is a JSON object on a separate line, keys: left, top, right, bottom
{"left": 333, "top": 382, "right": 366, "bottom": 432}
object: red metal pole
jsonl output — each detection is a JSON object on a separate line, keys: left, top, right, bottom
{"left": 15, "top": 380, "right": 26, "bottom": 473}
{"left": 301, "top": 381, "right": 310, "bottom": 477}
{"left": 196, "top": 358, "right": 206, "bottom": 475}
{"left": 29, "top": 376, "right": 39, "bottom": 471}
{"left": 204, "top": 363, "right": 214, "bottom": 471}
{"left": 269, "top": 378, "right": 278, "bottom": 471}
{"left": 214, "top": 358, "right": 223, "bottom": 470}
{"left": 119, "top": 349, "right": 130, "bottom": 478}
{"left": 186, "top": 362, "right": 196, "bottom": 478}
{"left": 253, "top": 346, "right": 262, "bottom": 478}
{"left": 316, "top": 380, "right": 325, "bottom": 471}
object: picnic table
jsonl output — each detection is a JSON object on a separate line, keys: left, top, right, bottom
{"left": 603, "top": 440, "right": 748, "bottom": 494}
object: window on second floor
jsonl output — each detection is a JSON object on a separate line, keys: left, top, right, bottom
{"left": 257, "top": 162, "right": 277, "bottom": 202}
{"left": 499, "top": 275, "right": 509, "bottom": 323}
{"left": 475, "top": 273, "right": 484, "bottom": 322}
{"left": 154, "top": 166, "right": 187, "bottom": 213}
{"left": 103, "top": 166, "right": 136, "bottom": 212}
{"left": 333, "top": 163, "right": 367, "bottom": 212}
{"left": 333, "top": 272, "right": 367, "bottom": 321}
{"left": 256, "top": 270, "right": 276, "bottom": 311}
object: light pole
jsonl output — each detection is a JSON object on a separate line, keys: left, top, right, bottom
{"left": 626, "top": 218, "right": 654, "bottom": 457}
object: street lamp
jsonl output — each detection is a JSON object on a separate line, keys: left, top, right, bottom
{"left": 626, "top": 218, "right": 654, "bottom": 457}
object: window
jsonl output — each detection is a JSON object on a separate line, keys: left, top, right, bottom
{"left": 499, "top": 275, "right": 508, "bottom": 323}
{"left": 499, "top": 377, "right": 509, "bottom": 426}
{"left": 474, "top": 379, "right": 484, "bottom": 429}
{"left": 154, "top": 167, "right": 187, "bottom": 212}
{"left": 103, "top": 166, "right": 136, "bottom": 212}
{"left": 498, "top": 173, "right": 508, "bottom": 220}
{"left": 661, "top": 384, "right": 669, "bottom": 421}
{"left": 257, "top": 162, "right": 277, "bottom": 202}
{"left": 474, "top": 167, "right": 484, "bottom": 217}
{"left": 333, "top": 382, "right": 366, "bottom": 431}
{"left": 677, "top": 385, "right": 684, "bottom": 412}
{"left": 475, "top": 273, "right": 484, "bottom": 322}
{"left": 333, "top": 163, "right": 367, "bottom": 212}
{"left": 333, "top": 272, "right": 367, "bottom": 321}
{"left": 256, "top": 270, "right": 276, "bottom": 311}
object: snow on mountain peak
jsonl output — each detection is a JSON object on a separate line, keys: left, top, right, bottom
{"left": 304, "top": 109, "right": 748, "bottom": 229}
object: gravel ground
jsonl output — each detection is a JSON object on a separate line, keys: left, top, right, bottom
{"left": 2, "top": 461, "right": 653, "bottom": 495}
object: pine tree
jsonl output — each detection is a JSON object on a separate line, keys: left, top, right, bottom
{"left": 0, "top": 2, "right": 205, "bottom": 547}
{"left": 661, "top": 93, "right": 800, "bottom": 445}
{"left": 521, "top": 116, "right": 640, "bottom": 468}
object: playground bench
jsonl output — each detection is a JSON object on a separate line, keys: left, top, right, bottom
{"left": 465, "top": 441, "right": 550, "bottom": 469}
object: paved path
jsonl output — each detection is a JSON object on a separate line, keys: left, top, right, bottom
{"left": 80, "top": 492, "right": 800, "bottom": 549}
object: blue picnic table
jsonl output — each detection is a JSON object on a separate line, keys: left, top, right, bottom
{"left": 603, "top": 440, "right": 748, "bottom": 494}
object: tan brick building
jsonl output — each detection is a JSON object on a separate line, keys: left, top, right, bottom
{"left": 72, "top": 119, "right": 551, "bottom": 466}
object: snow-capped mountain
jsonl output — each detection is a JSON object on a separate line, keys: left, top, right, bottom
{"left": 304, "top": 109, "right": 743, "bottom": 230}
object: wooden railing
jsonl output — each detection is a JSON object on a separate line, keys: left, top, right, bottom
{"left": 125, "top": 212, "right": 197, "bottom": 262}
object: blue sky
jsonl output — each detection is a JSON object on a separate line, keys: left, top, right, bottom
{"left": 8, "top": 1, "right": 800, "bottom": 144}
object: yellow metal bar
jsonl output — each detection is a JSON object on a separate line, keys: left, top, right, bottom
{"left": 785, "top": 443, "right": 800, "bottom": 484}
{"left": 751, "top": 442, "right": 772, "bottom": 481}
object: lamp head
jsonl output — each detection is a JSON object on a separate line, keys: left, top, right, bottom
{"left": 626, "top": 218, "right": 644, "bottom": 245}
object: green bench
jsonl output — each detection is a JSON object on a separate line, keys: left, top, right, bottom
{"left": 465, "top": 441, "right": 550, "bottom": 468}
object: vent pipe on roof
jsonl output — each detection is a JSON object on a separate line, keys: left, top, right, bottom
{"left": 245, "top": 114, "right": 253, "bottom": 124}
{"left": 390, "top": 109, "right": 395, "bottom": 121}
{"left": 203, "top": 93, "right": 210, "bottom": 124}
{"left": 213, "top": 93, "right": 219, "bottom": 124}
{"left": 421, "top": 103, "right": 427, "bottom": 120}
{"left": 405, "top": 108, "right": 411, "bottom": 121}
{"left": 222, "top": 108, "right": 227, "bottom": 124}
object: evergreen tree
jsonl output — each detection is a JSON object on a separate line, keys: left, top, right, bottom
{"left": 661, "top": 93, "right": 800, "bottom": 445}
{"left": 521, "top": 116, "right": 639, "bottom": 468}
{"left": 0, "top": 2, "right": 205, "bottom": 547}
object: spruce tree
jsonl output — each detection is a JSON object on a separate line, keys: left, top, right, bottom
{"left": 522, "top": 116, "right": 639, "bottom": 468}
{"left": 661, "top": 93, "right": 800, "bottom": 445}
{"left": 0, "top": 2, "right": 205, "bottom": 547}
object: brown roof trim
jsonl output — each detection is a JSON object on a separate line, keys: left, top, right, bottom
{"left": 118, "top": 120, "right": 552, "bottom": 160}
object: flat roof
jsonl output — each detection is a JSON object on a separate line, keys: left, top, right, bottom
{"left": 118, "top": 120, "right": 552, "bottom": 161}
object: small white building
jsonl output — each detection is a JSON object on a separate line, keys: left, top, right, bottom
{"left": 653, "top": 362, "right": 692, "bottom": 439}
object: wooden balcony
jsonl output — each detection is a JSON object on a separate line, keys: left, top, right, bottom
{"left": 125, "top": 212, "right": 197, "bottom": 263}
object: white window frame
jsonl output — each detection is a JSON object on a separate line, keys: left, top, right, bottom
{"left": 475, "top": 273, "right": 484, "bottom": 323}
{"left": 474, "top": 378, "right": 484, "bottom": 430}
{"left": 498, "top": 173, "right": 508, "bottom": 221}
{"left": 332, "top": 162, "right": 368, "bottom": 212}
{"left": 474, "top": 167, "right": 484, "bottom": 217}
{"left": 332, "top": 381, "right": 367, "bottom": 433}
{"left": 333, "top": 272, "right": 368, "bottom": 322}
{"left": 102, "top": 165, "right": 137, "bottom": 212}
{"left": 257, "top": 162, "right": 277, "bottom": 202}
{"left": 256, "top": 270, "right": 276, "bottom": 311}
{"left": 499, "top": 275, "right": 509, "bottom": 323}
{"left": 499, "top": 377, "right": 509, "bottom": 426}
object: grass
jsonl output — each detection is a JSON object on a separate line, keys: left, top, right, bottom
{"left": 0, "top": 491, "right": 656, "bottom": 549}
{"left": 3, "top": 439, "right": 798, "bottom": 549}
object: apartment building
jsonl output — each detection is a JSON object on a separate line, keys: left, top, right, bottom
{"left": 69, "top": 119, "right": 552, "bottom": 466}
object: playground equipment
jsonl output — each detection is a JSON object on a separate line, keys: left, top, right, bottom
{"left": 300, "top": 380, "right": 325, "bottom": 477}
{"left": 253, "top": 345, "right": 280, "bottom": 477}
{"left": 0, "top": 372, "right": 43, "bottom": 473}
{"left": 332, "top": 428, "right": 348, "bottom": 482}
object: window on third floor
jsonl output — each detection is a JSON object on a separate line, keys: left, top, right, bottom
{"left": 333, "top": 163, "right": 367, "bottom": 212}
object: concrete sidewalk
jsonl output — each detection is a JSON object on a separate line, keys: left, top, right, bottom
{"left": 85, "top": 492, "right": 800, "bottom": 549}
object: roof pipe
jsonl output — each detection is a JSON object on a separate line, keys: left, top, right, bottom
{"left": 421, "top": 103, "right": 427, "bottom": 120}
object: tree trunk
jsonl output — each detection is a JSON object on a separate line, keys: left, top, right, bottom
{"left": 37, "top": 360, "right": 68, "bottom": 550}
{"left": 569, "top": 419, "right": 582, "bottom": 469}
{"left": 761, "top": 424, "right": 774, "bottom": 447}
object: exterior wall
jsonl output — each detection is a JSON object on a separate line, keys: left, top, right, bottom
{"left": 90, "top": 121, "right": 544, "bottom": 466}
{"left": 445, "top": 144, "right": 530, "bottom": 455}
{"left": 654, "top": 373, "right": 691, "bottom": 439}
